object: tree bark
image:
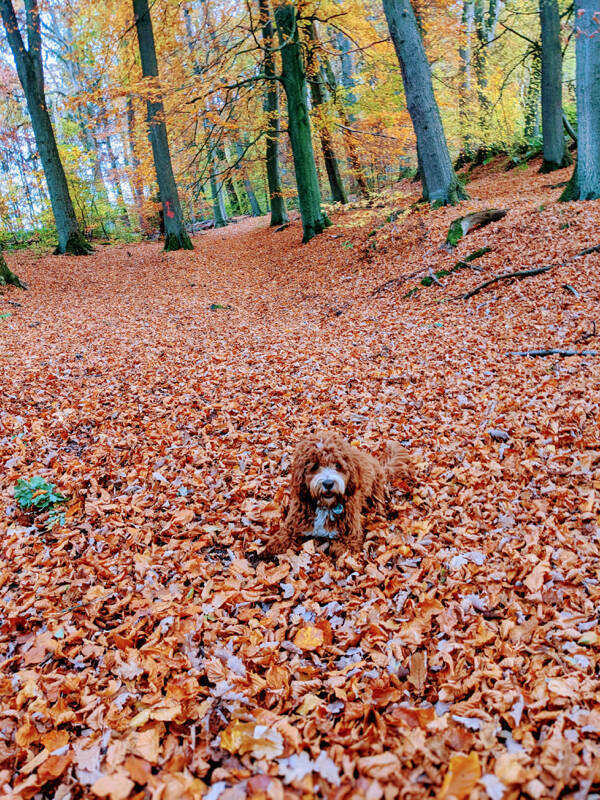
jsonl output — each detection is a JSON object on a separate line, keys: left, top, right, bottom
{"left": 539, "top": 0, "right": 571, "bottom": 171}
{"left": 306, "top": 23, "right": 348, "bottom": 204}
{"left": 0, "top": 0, "right": 92, "bottom": 254}
{"left": 382, "top": 0, "right": 468, "bottom": 205}
{"left": 258, "top": 0, "right": 288, "bottom": 226}
{"left": 560, "top": 1, "right": 600, "bottom": 201}
{"left": 274, "top": 1, "right": 330, "bottom": 242}
{"left": 0, "top": 250, "right": 27, "bottom": 289}
{"left": 524, "top": 51, "right": 542, "bottom": 141}
{"left": 132, "top": 0, "right": 193, "bottom": 250}
{"left": 235, "top": 141, "right": 264, "bottom": 216}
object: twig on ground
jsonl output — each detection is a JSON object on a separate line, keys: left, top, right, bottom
{"left": 507, "top": 348, "right": 598, "bottom": 358}
{"left": 428, "top": 266, "right": 442, "bottom": 286}
{"left": 574, "top": 321, "right": 597, "bottom": 344}
{"left": 562, "top": 284, "right": 580, "bottom": 299}
{"left": 464, "top": 266, "right": 553, "bottom": 299}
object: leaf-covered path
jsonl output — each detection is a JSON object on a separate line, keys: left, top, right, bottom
{"left": 1, "top": 163, "right": 600, "bottom": 799}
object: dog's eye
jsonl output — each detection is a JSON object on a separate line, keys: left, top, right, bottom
{"left": 335, "top": 462, "right": 342, "bottom": 471}
{"left": 308, "top": 462, "right": 318, "bottom": 472}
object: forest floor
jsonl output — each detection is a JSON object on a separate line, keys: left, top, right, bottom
{"left": 1, "top": 159, "right": 600, "bottom": 800}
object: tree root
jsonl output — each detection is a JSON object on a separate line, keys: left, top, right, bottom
{"left": 0, "top": 252, "right": 27, "bottom": 289}
{"left": 507, "top": 349, "right": 597, "bottom": 358}
{"left": 463, "top": 266, "right": 553, "bottom": 299}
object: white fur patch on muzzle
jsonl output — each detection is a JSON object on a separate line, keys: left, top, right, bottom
{"left": 309, "top": 467, "right": 345, "bottom": 498}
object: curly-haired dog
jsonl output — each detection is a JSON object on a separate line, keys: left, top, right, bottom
{"left": 264, "top": 432, "right": 410, "bottom": 559}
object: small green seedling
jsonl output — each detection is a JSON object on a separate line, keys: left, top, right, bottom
{"left": 14, "top": 476, "right": 68, "bottom": 529}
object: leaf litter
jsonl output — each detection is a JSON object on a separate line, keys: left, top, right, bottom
{"left": 0, "top": 161, "right": 599, "bottom": 798}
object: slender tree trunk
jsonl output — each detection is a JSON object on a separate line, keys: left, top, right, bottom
{"left": 0, "top": 250, "right": 27, "bottom": 289}
{"left": 539, "top": 0, "right": 572, "bottom": 171}
{"left": 0, "top": 0, "right": 91, "bottom": 254}
{"left": 105, "top": 135, "right": 132, "bottom": 226}
{"left": 210, "top": 158, "right": 228, "bottom": 227}
{"left": 306, "top": 23, "right": 347, "bottom": 204}
{"left": 133, "top": 0, "right": 192, "bottom": 250}
{"left": 524, "top": 52, "right": 542, "bottom": 141}
{"left": 561, "top": 1, "right": 600, "bottom": 201}
{"left": 125, "top": 98, "right": 147, "bottom": 231}
{"left": 258, "top": 0, "right": 288, "bottom": 226}
{"left": 235, "top": 141, "right": 263, "bottom": 216}
{"left": 458, "top": 0, "right": 475, "bottom": 160}
{"left": 274, "top": 2, "right": 330, "bottom": 242}
{"left": 319, "top": 57, "right": 370, "bottom": 199}
{"left": 382, "top": 0, "right": 467, "bottom": 205}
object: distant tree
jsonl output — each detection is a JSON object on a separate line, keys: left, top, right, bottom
{"left": 0, "top": 0, "right": 92, "bottom": 254}
{"left": 561, "top": 1, "right": 600, "bottom": 200}
{"left": 306, "top": 22, "right": 348, "bottom": 205}
{"left": 274, "top": 1, "right": 330, "bottom": 242}
{"left": 539, "top": 0, "right": 571, "bottom": 172}
{"left": 382, "top": 0, "right": 468, "bottom": 205}
{"left": 132, "top": 0, "right": 193, "bottom": 250}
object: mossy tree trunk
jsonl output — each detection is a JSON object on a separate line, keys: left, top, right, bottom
{"left": 306, "top": 23, "right": 347, "bottom": 205}
{"left": 259, "top": 0, "right": 288, "bottom": 226}
{"left": 133, "top": 0, "right": 193, "bottom": 251}
{"left": 0, "top": 0, "right": 92, "bottom": 255}
{"left": 539, "top": 0, "right": 571, "bottom": 172}
{"left": 382, "top": 0, "right": 468, "bottom": 206}
{"left": 560, "top": 1, "right": 600, "bottom": 201}
{"left": 274, "top": 2, "right": 330, "bottom": 242}
{"left": 0, "top": 251, "right": 27, "bottom": 289}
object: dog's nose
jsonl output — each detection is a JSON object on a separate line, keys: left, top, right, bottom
{"left": 322, "top": 479, "right": 335, "bottom": 491}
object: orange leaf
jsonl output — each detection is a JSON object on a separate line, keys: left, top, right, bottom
{"left": 294, "top": 625, "right": 325, "bottom": 651}
{"left": 438, "top": 752, "right": 481, "bottom": 799}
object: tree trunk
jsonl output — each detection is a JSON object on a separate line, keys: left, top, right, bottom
{"left": 105, "top": 135, "right": 132, "bottom": 226}
{"left": 382, "top": 0, "right": 468, "bottom": 205}
{"left": 125, "top": 97, "right": 146, "bottom": 226}
{"left": 0, "top": 0, "right": 92, "bottom": 254}
{"left": 524, "top": 51, "right": 542, "bottom": 141}
{"left": 0, "top": 250, "right": 27, "bottom": 289}
{"left": 306, "top": 23, "right": 347, "bottom": 204}
{"left": 274, "top": 2, "right": 330, "bottom": 242}
{"left": 235, "top": 140, "right": 264, "bottom": 216}
{"left": 560, "top": 1, "right": 600, "bottom": 201}
{"left": 210, "top": 158, "right": 229, "bottom": 227}
{"left": 458, "top": 0, "right": 475, "bottom": 160}
{"left": 258, "top": 0, "right": 288, "bottom": 226}
{"left": 132, "top": 0, "right": 193, "bottom": 250}
{"left": 539, "top": 0, "right": 571, "bottom": 172}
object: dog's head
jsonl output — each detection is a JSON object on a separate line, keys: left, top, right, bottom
{"left": 291, "top": 433, "right": 358, "bottom": 509}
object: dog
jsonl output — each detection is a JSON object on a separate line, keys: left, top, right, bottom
{"left": 263, "top": 432, "right": 410, "bottom": 559}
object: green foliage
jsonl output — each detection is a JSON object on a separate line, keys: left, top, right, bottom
{"left": 14, "top": 476, "right": 68, "bottom": 529}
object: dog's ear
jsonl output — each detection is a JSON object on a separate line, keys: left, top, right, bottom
{"left": 289, "top": 442, "right": 312, "bottom": 505}
{"left": 344, "top": 452, "right": 360, "bottom": 497}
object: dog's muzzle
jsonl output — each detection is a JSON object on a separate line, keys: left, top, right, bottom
{"left": 309, "top": 467, "right": 345, "bottom": 506}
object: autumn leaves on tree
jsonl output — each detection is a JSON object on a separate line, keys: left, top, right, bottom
{"left": 0, "top": 0, "right": 598, "bottom": 251}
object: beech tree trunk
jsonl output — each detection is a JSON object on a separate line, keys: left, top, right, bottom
{"left": 382, "top": 0, "right": 468, "bottom": 205}
{"left": 307, "top": 23, "right": 347, "bottom": 205}
{"left": 539, "top": 0, "right": 571, "bottom": 171}
{"left": 235, "top": 141, "right": 264, "bottom": 216}
{"left": 133, "top": 0, "right": 193, "bottom": 250}
{"left": 560, "top": 1, "right": 600, "bottom": 201}
{"left": 0, "top": 0, "right": 91, "bottom": 254}
{"left": 259, "top": 0, "right": 288, "bottom": 226}
{"left": 0, "top": 250, "right": 26, "bottom": 289}
{"left": 274, "top": 1, "right": 330, "bottom": 242}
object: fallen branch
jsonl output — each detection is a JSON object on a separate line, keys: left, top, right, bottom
{"left": 563, "top": 284, "right": 580, "bottom": 299}
{"left": 507, "top": 348, "right": 598, "bottom": 357}
{"left": 428, "top": 266, "right": 442, "bottom": 286}
{"left": 463, "top": 266, "right": 552, "bottom": 299}
{"left": 575, "top": 321, "right": 597, "bottom": 344}
{"left": 447, "top": 209, "right": 507, "bottom": 247}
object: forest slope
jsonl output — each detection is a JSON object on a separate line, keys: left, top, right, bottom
{"left": 1, "top": 161, "right": 599, "bottom": 799}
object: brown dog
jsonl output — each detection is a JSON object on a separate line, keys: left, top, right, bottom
{"left": 263, "top": 432, "right": 410, "bottom": 559}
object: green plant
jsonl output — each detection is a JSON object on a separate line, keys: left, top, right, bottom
{"left": 14, "top": 476, "right": 68, "bottom": 529}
